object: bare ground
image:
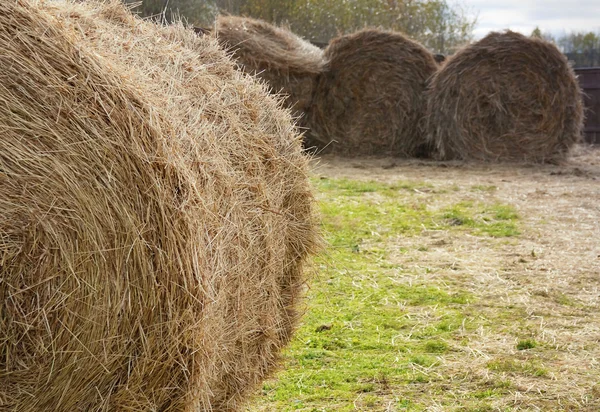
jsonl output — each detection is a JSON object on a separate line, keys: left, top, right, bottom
{"left": 311, "top": 145, "right": 600, "bottom": 411}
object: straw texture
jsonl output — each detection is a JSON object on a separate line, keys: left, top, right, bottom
{"left": 215, "top": 15, "right": 324, "bottom": 124}
{"left": 425, "top": 31, "right": 584, "bottom": 162}
{"left": 308, "top": 29, "right": 438, "bottom": 156}
{"left": 0, "top": 1, "right": 317, "bottom": 410}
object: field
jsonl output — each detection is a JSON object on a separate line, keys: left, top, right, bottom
{"left": 247, "top": 145, "right": 600, "bottom": 411}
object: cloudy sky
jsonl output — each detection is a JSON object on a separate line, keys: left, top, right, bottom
{"left": 463, "top": 0, "right": 600, "bottom": 38}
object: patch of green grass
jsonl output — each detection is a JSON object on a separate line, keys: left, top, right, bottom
{"left": 318, "top": 180, "right": 519, "bottom": 254}
{"left": 517, "top": 339, "right": 537, "bottom": 350}
{"left": 438, "top": 202, "right": 520, "bottom": 237}
{"left": 493, "top": 380, "right": 513, "bottom": 389}
{"left": 472, "top": 388, "right": 499, "bottom": 399}
{"left": 313, "top": 177, "right": 435, "bottom": 197}
{"left": 486, "top": 358, "right": 548, "bottom": 377}
{"left": 471, "top": 185, "right": 498, "bottom": 192}
{"left": 315, "top": 178, "right": 381, "bottom": 194}
{"left": 490, "top": 204, "right": 519, "bottom": 221}
{"left": 249, "top": 177, "right": 526, "bottom": 411}
{"left": 554, "top": 292, "right": 578, "bottom": 306}
{"left": 424, "top": 340, "right": 449, "bottom": 353}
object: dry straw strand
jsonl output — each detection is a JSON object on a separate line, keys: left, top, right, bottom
{"left": 0, "top": 1, "right": 318, "bottom": 410}
{"left": 425, "top": 30, "right": 584, "bottom": 163}
{"left": 215, "top": 15, "right": 325, "bottom": 126}
{"left": 307, "top": 29, "right": 438, "bottom": 156}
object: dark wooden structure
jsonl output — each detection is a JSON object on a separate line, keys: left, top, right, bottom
{"left": 310, "top": 40, "right": 328, "bottom": 49}
{"left": 575, "top": 67, "right": 600, "bottom": 144}
{"left": 566, "top": 51, "right": 600, "bottom": 69}
{"left": 193, "top": 26, "right": 212, "bottom": 35}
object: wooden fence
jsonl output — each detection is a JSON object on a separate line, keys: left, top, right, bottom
{"left": 576, "top": 67, "right": 600, "bottom": 144}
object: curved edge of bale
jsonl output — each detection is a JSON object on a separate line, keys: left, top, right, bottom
{"left": 214, "top": 15, "right": 325, "bottom": 124}
{"left": 425, "top": 30, "right": 584, "bottom": 163}
{"left": 0, "top": 1, "right": 319, "bottom": 410}
{"left": 307, "top": 28, "right": 438, "bottom": 157}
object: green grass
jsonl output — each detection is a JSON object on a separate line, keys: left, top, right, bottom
{"left": 486, "top": 359, "right": 548, "bottom": 377}
{"left": 440, "top": 201, "right": 520, "bottom": 237}
{"left": 517, "top": 339, "right": 538, "bottom": 350}
{"left": 470, "top": 185, "right": 498, "bottom": 192}
{"left": 318, "top": 180, "right": 519, "bottom": 251}
{"left": 248, "top": 178, "right": 523, "bottom": 411}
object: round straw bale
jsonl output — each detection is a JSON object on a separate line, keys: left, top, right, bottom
{"left": 425, "top": 31, "right": 584, "bottom": 162}
{"left": 307, "top": 29, "right": 438, "bottom": 156}
{"left": 215, "top": 15, "right": 324, "bottom": 124}
{"left": 0, "top": 1, "right": 317, "bottom": 411}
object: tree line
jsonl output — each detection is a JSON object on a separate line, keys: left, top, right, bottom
{"left": 532, "top": 27, "right": 600, "bottom": 68}
{"left": 121, "top": 1, "right": 600, "bottom": 67}
{"left": 122, "top": 0, "right": 476, "bottom": 54}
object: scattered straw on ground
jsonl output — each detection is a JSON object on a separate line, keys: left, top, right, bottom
{"left": 305, "top": 145, "right": 600, "bottom": 410}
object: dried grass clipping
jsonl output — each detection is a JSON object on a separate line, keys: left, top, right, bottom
{"left": 0, "top": 1, "right": 318, "bottom": 410}
{"left": 425, "top": 31, "right": 584, "bottom": 163}
{"left": 215, "top": 15, "right": 324, "bottom": 124}
{"left": 307, "top": 29, "right": 438, "bottom": 156}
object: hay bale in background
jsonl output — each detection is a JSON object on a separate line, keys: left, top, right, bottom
{"left": 215, "top": 15, "right": 324, "bottom": 125}
{"left": 0, "top": 1, "right": 317, "bottom": 410}
{"left": 425, "top": 31, "right": 584, "bottom": 163}
{"left": 307, "top": 29, "right": 438, "bottom": 156}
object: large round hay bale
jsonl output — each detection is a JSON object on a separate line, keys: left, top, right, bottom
{"left": 425, "top": 31, "right": 584, "bottom": 162}
{"left": 307, "top": 29, "right": 438, "bottom": 156}
{"left": 0, "top": 1, "right": 317, "bottom": 411}
{"left": 215, "top": 15, "right": 324, "bottom": 124}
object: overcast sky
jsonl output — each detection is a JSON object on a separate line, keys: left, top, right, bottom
{"left": 463, "top": 0, "right": 600, "bottom": 38}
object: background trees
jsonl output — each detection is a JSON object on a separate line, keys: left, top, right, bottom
{"left": 122, "top": 0, "right": 600, "bottom": 66}
{"left": 123, "top": 0, "right": 475, "bottom": 54}
{"left": 532, "top": 27, "right": 600, "bottom": 67}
